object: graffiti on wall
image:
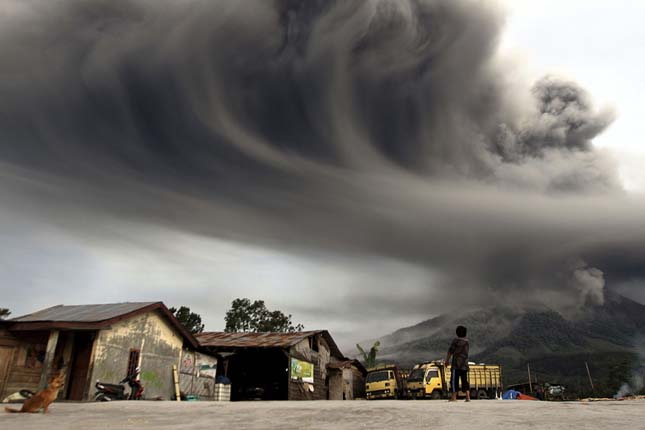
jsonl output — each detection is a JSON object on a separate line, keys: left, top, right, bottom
{"left": 181, "top": 353, "right": 195, "bottom": 374}
{"left": 179, "top": 350, "right": 218, "bottom": 399}
{"left": 198, "top": 363, "right": 217, "bottom": 379}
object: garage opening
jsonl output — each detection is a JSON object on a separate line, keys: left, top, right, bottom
{"left": 225, "top": 349, "right": 288, "bottom": 401}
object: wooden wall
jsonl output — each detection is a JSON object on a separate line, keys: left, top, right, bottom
{"left": 0, "top": 330, "right": 47, "bottom": 399}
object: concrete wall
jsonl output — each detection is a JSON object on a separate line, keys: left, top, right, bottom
{"left": 89, "top": 311, "right": 183, "bottom": 400}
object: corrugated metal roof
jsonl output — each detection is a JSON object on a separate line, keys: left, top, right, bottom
{"left": 196, "top": 331, "right": 322, "bottom": 348}
{"left": 196, "top": 330, "right": 346, "bottom": 360}
{"left": 11, "top": 302, "right": 159, "bottom": 322}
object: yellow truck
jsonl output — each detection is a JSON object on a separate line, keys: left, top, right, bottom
{"left": 406, "top": 361, "right": 502, "bottom": 400}
{"left": 365, "top": 364, "right": 405, "bottom": 399}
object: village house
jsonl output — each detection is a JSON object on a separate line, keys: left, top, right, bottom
{"left": 0, "top": 302, "right": 217, "bottom": 401}
{"left": 0, "top": 303, "right": 364, "bottom": 402}
{"left": 196, "top": 331, "right": 366, "bottom": 401}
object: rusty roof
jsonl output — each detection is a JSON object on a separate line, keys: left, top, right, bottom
{"left": 327, "top": 359, "right": 367, "bottom": 375}
{"left": 8, "top": 302, "right": 199, "bottom": 348}
{"left": 11, "top": 302, "right": 159, "bottom": 322}
{"left": 196, "top": 330, "right": 345, "bottom": 359}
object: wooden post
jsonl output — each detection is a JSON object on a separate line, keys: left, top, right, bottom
{"left": 60, "top": 333, "right": 75, "bottom": 399}
{"left": 173, "top": 364, "right": 181, "bottom": 401}
{"left": 585, "top": 361, "right": 595, "bottom": 391}
{"left": 61, "top": 333, "right": 75, "bottom": 369}
{"left": 287, "top": 355, "right": 291, "bottom": 400}
{"left": 188, "top": 351, "right": 195, "bottom": 396}
{"left": 527, "top": 363, "right": 532, "bottom": 393}
{"left": 39, "top": 330, "right": 60, "bottom": 389}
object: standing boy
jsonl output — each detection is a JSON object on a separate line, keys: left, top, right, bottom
{"left": 445, "top": 325, "right": 470, "bottom": 402}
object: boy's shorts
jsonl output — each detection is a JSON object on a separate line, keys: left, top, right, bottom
{"left": 451, "top": 368, "right": 470, "bottom": 392}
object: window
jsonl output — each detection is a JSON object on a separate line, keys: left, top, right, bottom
{"left": 426, "top": 370, "right": 439, "bottom": 381}
{"left": 127, "top": 349, "right": 140, "bottom": 377}
{"left": 311, "top": 336, "right": 319, "bottom": 352}
{"left": 366, "top": 371, "right": 389, "bottom": 383}
{"left": 23, "top": 344, "right": 46, "bottom": 369}
{"left": 407, "top": 369, "right": 425, "bottom": 382}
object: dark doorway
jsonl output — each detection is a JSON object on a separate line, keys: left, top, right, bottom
{"left": 227, "top": 350, "right": 288, "bottom": 401}
{"left": 66, "top": 332, "right": 95, "bottom": 400}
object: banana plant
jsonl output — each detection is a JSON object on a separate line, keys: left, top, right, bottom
{"left": 356, "top": 341, "right": 380, "bottom": 368}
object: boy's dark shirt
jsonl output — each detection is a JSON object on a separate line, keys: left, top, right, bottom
{"left": 448, "top": 337, "right": 469, "bottom": 370}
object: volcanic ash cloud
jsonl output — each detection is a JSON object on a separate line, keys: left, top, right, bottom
{"left": 0, "top": 0, "right": 642, "bottom": 312}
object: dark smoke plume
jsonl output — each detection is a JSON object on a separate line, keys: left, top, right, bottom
{"left": 0, "top": 0, "right": 642, "bottom": 313}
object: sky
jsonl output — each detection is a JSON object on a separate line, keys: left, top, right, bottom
{"left": 1, "top": 0, "right": 644, "bottom": 349}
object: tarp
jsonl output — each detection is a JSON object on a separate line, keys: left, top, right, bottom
{"left": 502, "top": 389, "right": 521, "bottom": 400}
{"left": 518, "top": 393, "right": 538, "bottom": 400}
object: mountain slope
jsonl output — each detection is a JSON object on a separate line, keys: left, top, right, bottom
{"left": 365, "top": 293, "right": 645, "bottom": 397}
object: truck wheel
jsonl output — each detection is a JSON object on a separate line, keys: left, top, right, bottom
{"left": 470, "top": 389, "right": 477, "bottom": 399}
{"left": 431, "top": 391, "right": 441, "bottom": 400}
{"left": 477, "top": 390, "right": 488, "bottom": 399}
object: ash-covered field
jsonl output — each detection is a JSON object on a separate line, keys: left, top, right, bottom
{"left": 2, "top": 400, "right": 644, "bottom": 430}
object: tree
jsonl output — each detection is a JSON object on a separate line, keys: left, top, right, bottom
{"left": 169, "top": 306, "right": 205, "bottom": 334}
{"left": 0, "top": 308, "right": 10, "bottom": 319}
{"left": 356, "top": 341, "right": 380, "bottom": 368}
{"left": 224, "top": 298, "right": 304, "bottom": 333}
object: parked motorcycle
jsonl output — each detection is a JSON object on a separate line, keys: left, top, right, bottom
{"left": 94, "top": 367, "right": 144, "bottom": 401}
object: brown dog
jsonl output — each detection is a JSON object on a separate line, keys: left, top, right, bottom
{"left": 5, "top": 373, "right": 65, "bottom": 413}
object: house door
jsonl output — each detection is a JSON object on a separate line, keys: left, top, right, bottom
{"left": 66, "top": 332, "right": 95, "bottom": 401}
{"left": 327, "top": 369, "right": 344, "bottom": 400}
{"left": 0, "top": 346, "right": 15, "bottom": 398}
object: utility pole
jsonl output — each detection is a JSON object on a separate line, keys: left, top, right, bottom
{"left": 528, "top": 363, "right": 533, "bottom": 393}
{"left": 584, "top": 361, "right": 595, "bottom": 392}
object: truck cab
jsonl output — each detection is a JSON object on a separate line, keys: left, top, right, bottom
{"left": 365, "top": 365, "right": 404, "bottom": 399}
{"left": 406, "top": 363, "right": 444, "bottom": 399}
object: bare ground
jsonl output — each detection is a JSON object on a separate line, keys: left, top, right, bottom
{"left": 2, "top": 399, "right": 644, "bottom": 430}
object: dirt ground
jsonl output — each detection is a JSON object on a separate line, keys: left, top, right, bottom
{"left": 2, "top": 399, "right": 644, "bottom": 430}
